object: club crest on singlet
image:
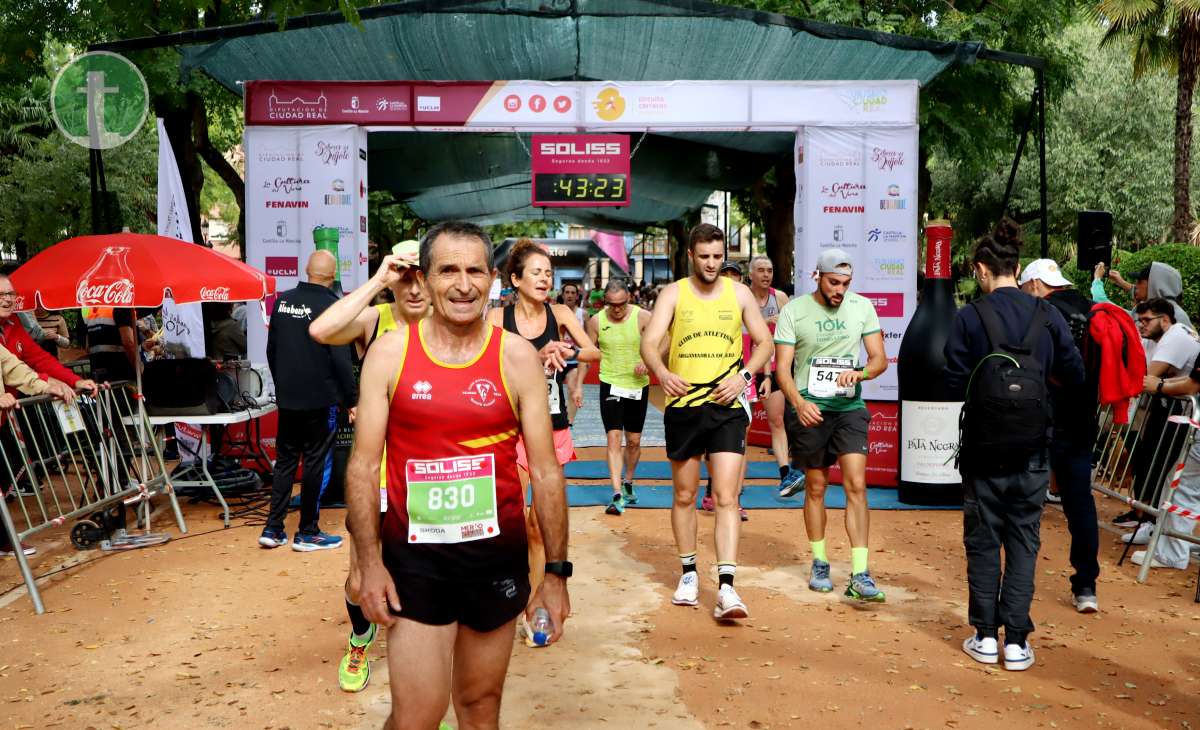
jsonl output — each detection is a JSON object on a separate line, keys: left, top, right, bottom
{"left": 464, "top": 378, "right": 501, "bottom": 407}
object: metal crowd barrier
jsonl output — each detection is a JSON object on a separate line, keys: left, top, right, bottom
{"left": 1091, "top": 392, "right": 1200, "bottom": 593}
{"left": 0, "top": 381, "right": 184, "bottom": 614}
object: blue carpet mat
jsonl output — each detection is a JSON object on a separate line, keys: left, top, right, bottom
{"left": 565, "top": 484, "right": 958, "bottom": 510}
{"left": 564, "top": 460, "right": 784, "bottom": 480}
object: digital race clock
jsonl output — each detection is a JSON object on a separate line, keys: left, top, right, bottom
{"left": 531, "top": 134, "right": 631, "bottom": 208}
{"left": 534, "top": 173, "right": 628, "bottom": 204}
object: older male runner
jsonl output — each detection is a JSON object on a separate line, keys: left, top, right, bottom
{"left": 310, "top": 240, "right": 430, "bottom": 693}
{"left": 583, "top": 279, "right": 651, "bottom": 515}
{"left": 641, "top": 224, "right": 773, "bottom": 620}
{"left": 350, "top": 222, "right": 570, "bottom": 730}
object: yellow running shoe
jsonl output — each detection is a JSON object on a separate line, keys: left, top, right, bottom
{"left": 338, "top": 623, "right": 376, "bottom": 692}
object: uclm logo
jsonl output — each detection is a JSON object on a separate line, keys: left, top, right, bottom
{"left": 200, "top": 286, "right": 231, "bottom": 301}
{"left": 539, "top": 141, "right": 622, "bottom": 156}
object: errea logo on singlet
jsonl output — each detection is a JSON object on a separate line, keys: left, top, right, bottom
{"left": 411, "top": 380, "right": 433, "bottom": 400}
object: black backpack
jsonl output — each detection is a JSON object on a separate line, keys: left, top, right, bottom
{"left": 958, "top": 298, "right": 1052, "bottom": 471}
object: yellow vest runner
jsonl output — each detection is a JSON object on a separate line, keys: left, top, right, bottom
{"left": 374, "top": 302, "right": 401, "bottom": 507}
{"left": 598, "top": 305, "right": 649, "bottom": 391}
{"left": 667, "top": 278, "right": 743, "bottom": 409}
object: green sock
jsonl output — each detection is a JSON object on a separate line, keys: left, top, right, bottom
{"left": 810, "top": 539, "right": 828, "bottom": 563}
{"left": 851, "top": 546, "right": 869, "bottom": 575}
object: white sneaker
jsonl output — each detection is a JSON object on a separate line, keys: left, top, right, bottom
{"left": 1003, "top": 642, "right": 1035, "bottom": 671}
{"left": 1121, "top": 522, "right": 1154, "bottom": 545}
{"left": 1044, "top": 489, "right": 1062, "bottom": 505}
{"left": 672, "top": 572, "right": 699, "bottom": 606}
{"left": 961, "top": 635, "right": 999, "bottom": 665}
{"left": 1073, "top": 590, "right": 1099, "bottom": 614}
{"left": 713, "top": 584, "right": 749, "bottom": 620}
{"left": 1131, "top": 550, "right": 1188, "bottom": 570}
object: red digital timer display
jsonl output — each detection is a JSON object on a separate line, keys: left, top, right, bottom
{"left": 531, "top": 134, "right": 630, "bottom": 208}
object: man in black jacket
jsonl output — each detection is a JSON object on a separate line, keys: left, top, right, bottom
{"left": 260, "top": 250, "right": 357, "bottom": 551}
{"left": 1018, "top": 259, "right": 1102, "bottom": 614}
{"left": 944, "top": 224, "right": 1085, "bottom": 672}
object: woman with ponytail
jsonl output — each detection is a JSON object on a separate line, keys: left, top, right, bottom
{"left": 943, "top": 219, "right": 1085, "bottom": 672}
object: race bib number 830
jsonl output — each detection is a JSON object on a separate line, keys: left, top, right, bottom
{"left": 405, "top": 454, "right": 500, "bottom": 544}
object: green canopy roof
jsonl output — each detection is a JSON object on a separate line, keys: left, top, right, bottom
{"left": 167, "top": 0, "right": 987, "bottom": 229}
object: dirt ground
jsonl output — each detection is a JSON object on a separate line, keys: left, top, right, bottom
{"left": 1, "top": 445, "right": 1198, "bottom": 729}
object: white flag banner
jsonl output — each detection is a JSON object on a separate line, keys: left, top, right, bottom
{"left": 157, "top": 118, "right": 206, "bottom": 359}
{"left": 157, "top": 118, "right": 208, "bottom": 464}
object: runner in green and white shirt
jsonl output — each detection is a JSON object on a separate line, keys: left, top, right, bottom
{"left": 774, "top": 248, "right": 889, "bottom": 602}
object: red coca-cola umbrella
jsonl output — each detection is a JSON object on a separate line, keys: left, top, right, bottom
{"left": 9, "top": 233, "right": 274, "bottom": 310}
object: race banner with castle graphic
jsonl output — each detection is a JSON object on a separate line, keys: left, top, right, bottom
{"left": 793, "top": 125, "right": 919, "bottom": 402}
{"left": 244, "top": 125, "right": 369, "bottom": 364}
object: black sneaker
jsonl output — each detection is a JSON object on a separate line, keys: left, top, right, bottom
{"left": 1111, "top": 510, "right": 1140, "bottom": 528}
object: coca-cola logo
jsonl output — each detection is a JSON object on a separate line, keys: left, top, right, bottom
{"left": 200, "top": 286, "right": 231, "bottom": 301}
{"left": 872, "top": 147, "right": 904, "bottom": 172}
{"left": 314, "top": 141, "right": 350, "bottom": 165}
{"left": 821, "top": 182, "right": 865, "bottom": 200}
{"left": 262, "top": 176, "right": 310, "bottom": 193}
{"left": 77, "top": 279, "right": 134, "bottom": 306}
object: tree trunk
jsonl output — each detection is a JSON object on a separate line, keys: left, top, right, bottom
{"left": 194, "top": 97, "right": 246, "bottom": 258}
{"left": 764, "top": 157, "right": 796, "bottom": 290}
{"left": 1171, "top": 20, "right": 1200, "bottom": 243}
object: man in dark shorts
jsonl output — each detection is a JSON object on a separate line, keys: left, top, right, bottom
{"left": 641, "top": 224, "right": 773, "bottom": 620}
{"left": 583, "top": 279, "right": 651, "bottom": 514}
{"left": 775, "top": 249, "right": 889, "bottom": 602}
{"left": 349, "top": 222, "right": 571, "bottom": 729}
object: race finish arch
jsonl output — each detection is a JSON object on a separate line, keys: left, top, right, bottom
{"left": 243, "top": 79, "right": 918, "bottom": 485}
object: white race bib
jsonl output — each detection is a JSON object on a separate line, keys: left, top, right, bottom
{"left": 807, "top": 356, "right": 855, "bottom": 398}
{"left": 610, "top": 385, "right": 643, "bottom": 400}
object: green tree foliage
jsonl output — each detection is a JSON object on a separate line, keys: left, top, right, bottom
{"left": 931, "top": 22, "right": 1185, "bottom": 258}
{"left": 1094, "top": 1, "right": 1200, "bottom": 242}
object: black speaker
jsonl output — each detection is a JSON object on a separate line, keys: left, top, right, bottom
{"left": 1077, "top": 210, "right": 1113, "bottom": 273}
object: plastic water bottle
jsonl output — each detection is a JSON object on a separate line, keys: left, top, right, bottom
{"left": 530, "top": 608, "right": 553, "bottom": 647}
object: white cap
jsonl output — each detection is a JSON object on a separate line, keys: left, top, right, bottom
{"left": 815, "top": 248, "right": 853, "bottom": 276}
{"left": 1018, "top": 258, "right": 1072, "bottom": 288}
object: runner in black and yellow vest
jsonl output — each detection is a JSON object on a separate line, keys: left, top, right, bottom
{"left": 641, "top": 224, "right": 774, "bottom": 621}
{"left": 309, "top": 239, "right": 429, "bottom": 693}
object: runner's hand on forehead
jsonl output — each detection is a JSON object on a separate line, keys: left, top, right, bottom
{"left": 372, "top": 253, "right": 407, "bottom": 287}
{"left": 711, "top": 372, "right": 746, "bottom": 405}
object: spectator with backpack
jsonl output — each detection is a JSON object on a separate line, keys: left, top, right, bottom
{"left": 1018, "top": 259, "right": 1102, "bottom": 614}
{"left": 944, "top": 220, "right": 1085, "bottom": 672}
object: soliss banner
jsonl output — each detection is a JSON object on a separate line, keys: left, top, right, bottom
{"left": 243, "top": 125, "right": 369, "bottom": 367}
{"left": 792, "top": 125, "right": 919, "bottom": 402}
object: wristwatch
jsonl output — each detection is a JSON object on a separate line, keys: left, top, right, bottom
{"left": 1156, "top": 378, "right": 1165, "bottom": 395}
{"left": 544, "top": 561, "right": 573, "bottom": 578}
{"left": 739, "top": 368, "right": 753, "bottom": 383}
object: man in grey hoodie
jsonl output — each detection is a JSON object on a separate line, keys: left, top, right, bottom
{"left": 1100, "top": 261, "right": 1192, "bottom": 328}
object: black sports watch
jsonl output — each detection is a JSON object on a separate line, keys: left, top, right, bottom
{"left": 544, "top": 560, "right": 573, "bottom": 578}
{"left": 740, "top": 368, "right": 753, "bottom": 383}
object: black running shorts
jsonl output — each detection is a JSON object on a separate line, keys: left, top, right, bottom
{"left": 783, "top": 404, "right": 870, "bottom": 469}
{"left": 599, "top": 383, "right": 650, "bottom": 434}
{"left": 664, "top": 402, "right": 749, "bottom": 462}
{"left": 384, "top": 570, "right": 530, "bottom": 633}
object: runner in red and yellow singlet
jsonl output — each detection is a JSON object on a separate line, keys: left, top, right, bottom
{"left": 348, "top": 222, "right": 570, "bottom": 730}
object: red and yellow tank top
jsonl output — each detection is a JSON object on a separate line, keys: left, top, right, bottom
{"left": 379, "top": 322, "right": 527, "bottom": 579}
